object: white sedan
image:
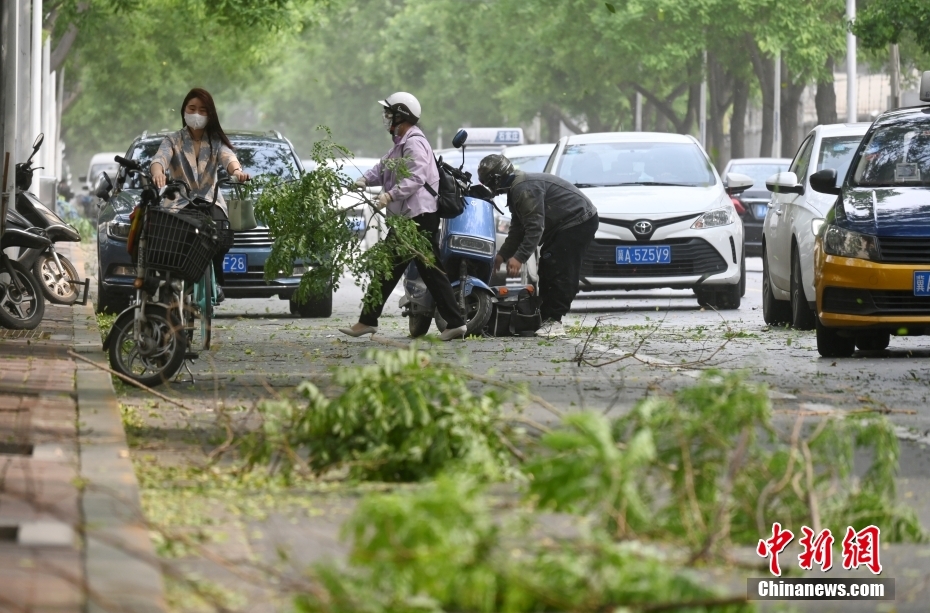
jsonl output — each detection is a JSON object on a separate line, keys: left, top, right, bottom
{"left": 761, "top": 122, "right": 869, "bottom": 328}
{"left": 543, "top": 132, "right": 751, "bottom": 309}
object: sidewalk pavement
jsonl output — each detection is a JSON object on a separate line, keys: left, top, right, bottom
{"left": 0, "top": 243, "right": 165, "bottom": 613}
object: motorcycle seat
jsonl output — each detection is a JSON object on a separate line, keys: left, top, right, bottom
{"left": 45, "top": 223, "right": 82, "bottom": 242}
{"left": 1, "top": 228, "right": 51, "bottom": 251}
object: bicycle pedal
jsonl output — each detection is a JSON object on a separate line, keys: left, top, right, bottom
{"left": 185, "top": 352, "right": 200, "bottom": 360}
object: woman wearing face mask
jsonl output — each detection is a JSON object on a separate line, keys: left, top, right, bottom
{"left": 150, "top": 88, "right": 250, "bottom": 298}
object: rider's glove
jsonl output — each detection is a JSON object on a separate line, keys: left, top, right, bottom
{"left": 354, "top": 177, "right": 367, "bottom": 189}
{"left": 377, "top": 192, "right": 392, "bottom": 209}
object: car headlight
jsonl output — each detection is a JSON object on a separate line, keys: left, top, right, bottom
{"left": 821, "top": 224, "right": 878, "bottom": 260}
{"left": 496, "top": 215, "right": 511, "bottom": 234}
{"left": 811, "top": 218, "right": 824, "bottom": 236}
{"left": 106, "top": 219, "right": 131, "bottom": 241}
{"left": 691, "top": 207, "right": 734, "bottom": 229}
{"left": 449, "top": 235, "right": 494, "bottom": 255}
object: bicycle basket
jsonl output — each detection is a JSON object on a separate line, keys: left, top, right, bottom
{"left": 144, "top": 208, "right": 218, "bottom": 284}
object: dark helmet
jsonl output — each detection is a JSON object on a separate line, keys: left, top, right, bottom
{"left": 477, "top": 154, "right": 515, "bottom": 191}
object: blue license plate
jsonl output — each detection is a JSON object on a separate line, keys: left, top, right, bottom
{"left": 349, "top": 217, "right": 366, "bottom": 232}
{"left": 222, "top": 253, "right": 247, "bottom": 274}
{"left": 753, "top": 204, "right": 768, "bottom": 219}
{"left": 616, "top": 245, "right": 671, "bottom": 265}
{"left": 914, "top": 271, "right": 930, "bottom": 296}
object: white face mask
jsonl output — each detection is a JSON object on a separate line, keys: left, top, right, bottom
{"left": 185, "top": 113, "right": 208, "bottom": 130}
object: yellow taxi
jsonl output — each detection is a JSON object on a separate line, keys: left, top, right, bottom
{"left": 811, "top": 72, "right": 930, "bottom": 357}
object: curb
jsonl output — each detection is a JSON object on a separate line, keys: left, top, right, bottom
{"left": 70, "top": 245, "right": 167, "bottom": 612}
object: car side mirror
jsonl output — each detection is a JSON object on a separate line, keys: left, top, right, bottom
{"left": 765, "top": 171, "right": 805, "bottom": 195}
{"left": 809, "top": 168, "right": 840, "bottom": 195}
{"left": 94, "top": 172, "right": 113, "bottom": 199}
{"left": 724, "top": 172, "right": 754, "bottom": 196}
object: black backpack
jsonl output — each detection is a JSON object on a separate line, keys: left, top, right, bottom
{"left": 406, "top": 135, "right": 467, "bottom": 219}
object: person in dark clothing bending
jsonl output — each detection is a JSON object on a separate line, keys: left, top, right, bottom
{"left": 478, "top": 154, "right": 598, "bottom": 338}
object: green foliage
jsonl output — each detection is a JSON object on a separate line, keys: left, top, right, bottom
{"left": 238, "top": 347, "right": 517, "bottom": 482}
{"left": 251, "top": 128, "right": 434, "bottom": 309}
{"left": 854, "top": 0, "right": 930, "bottom": 54}
{"left": 295, "top": 476, "right": 752, "bottom": 613}
{"left": 527, "top": 371, "right": 924, "bottom": 556}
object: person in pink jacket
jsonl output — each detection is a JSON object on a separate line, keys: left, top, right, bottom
{"left": 339, "top": 92, "right": 466, "bottom": 340}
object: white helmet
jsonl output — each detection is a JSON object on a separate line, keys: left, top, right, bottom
{"left": 377, "top": 92, "right": 421, "bottom": 123}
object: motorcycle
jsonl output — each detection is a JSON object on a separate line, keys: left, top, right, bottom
{"left": 10, "top": 133, "right": 88, "bottom": 305}
{"left": 0, "top": 225, "right": 49, "bottom": 330}
{"left": 400, "top": 129, "right": 500, "bottom": 337}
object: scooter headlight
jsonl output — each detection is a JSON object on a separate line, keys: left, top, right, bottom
{"left": 449, "top": 235, "right": 494, "bottom": 255}
{"left": 107, "top": 218, "right": 131, "bottom": 241}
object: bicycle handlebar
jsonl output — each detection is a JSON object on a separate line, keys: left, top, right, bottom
{"left": 114, "top": 155, "right": 142, "bottom": 171}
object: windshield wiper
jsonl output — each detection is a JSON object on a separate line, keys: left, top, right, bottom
{"left": 611, "top": 181, "right": 694, "bottom": 187}
{"left": 573, "top": 183, "right": 604, "bottom": 188}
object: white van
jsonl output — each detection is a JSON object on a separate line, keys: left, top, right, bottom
{"left": 81, "top": 152, "right": 123, "bottom": 192}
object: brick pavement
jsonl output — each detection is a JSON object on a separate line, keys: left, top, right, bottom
{"left": 0, "top": 243, "right": 165, "bottom": 613}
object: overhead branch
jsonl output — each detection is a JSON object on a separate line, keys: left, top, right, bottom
{"left": 61, "top": 82, "right": 83, "bottom": 114}
{"left": 543, "top": 103, "right": 586, "bottom": 135}
{"left": 51, "top": 24, "right": 78, "bottom": 72}
{"left": 627, "top": 83, "right": 688, "bottom": 133}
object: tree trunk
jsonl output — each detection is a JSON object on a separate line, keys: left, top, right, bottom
{"left": 543, "top": 108, "right": 562, "bottom": 142}
{"left": 815, "top": 57, "right": 838, "bottom": 125}
{"left": 707, "top": 52, "right": 734, "bottom": 168}
{"left": 747, "top": 36, "right": 775, "bottom": 157}
{"left": 730, "top": 76, "right": 749, "bottom": 160}
{"left": 780, "top": 61, "right": 807, "bottom": 158}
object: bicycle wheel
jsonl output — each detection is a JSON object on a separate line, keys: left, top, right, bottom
{"left": 107, "top": 304, "right": 187, "bottom": 387}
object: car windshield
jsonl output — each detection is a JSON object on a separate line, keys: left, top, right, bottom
{"left": 852, "top": 116, "right": 930, "bottom": 187}
{"left": 556, "top": 142, "right": 716, "bottom": 187}
{"left": 728, "top": 163, "right": 788, "bottom": 192}
{"left": 509, "top": 154, "right": 550, "bottom": 173}
{"left": 123, "top": 139, "right": 300, "bottom": 188}
{"left": 817, "top": 136, "right": 862, "bottom": 178}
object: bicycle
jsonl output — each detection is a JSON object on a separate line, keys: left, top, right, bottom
{"left": 103, "top": 156, "right": 238, "bottom": 387}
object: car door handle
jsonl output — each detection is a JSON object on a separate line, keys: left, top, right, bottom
{"left": 775, "top": 208, "right": 783, "bottom": 215}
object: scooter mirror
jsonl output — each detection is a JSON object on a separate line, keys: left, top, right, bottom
{"left": 94, "top": 172, "right": 113, "bottom": 200}
{"left": 452, "top": 130, "right": 468, "bottom": 149}
{"left": 32, "top": 133, "right": 44, "bottom": 151}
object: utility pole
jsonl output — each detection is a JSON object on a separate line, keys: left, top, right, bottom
{"left": 773, "top": 51, "right": 781, "bottom": 158}
{"left": 30, "top": 0, "right": 41, "bottom": 142}
{"left": 635, "top": 92, "right": 642, "bottom": 132}
{"left": 846, "top": 0, "right": 858, "bottom": 122}
{"left": 890, "top": 43, "right": 901, "bottom": 110}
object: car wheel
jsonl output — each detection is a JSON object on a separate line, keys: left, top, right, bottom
{"left": 762, "top": 246, "right": 791, "bottom": 325}
{"left": 290, "top": 288, "right": 333, "bottom": 318}
{"left": 856, "top": 333, "right": 890, "bottom": 351}
{"left": 815, "top": 318, "right": 855, "bottom": 357}
{"left": 790, "top": 244, "right": 816, "bottom": 330}
{"left": 95, "top": 270, "right": 130, "bottom": 315}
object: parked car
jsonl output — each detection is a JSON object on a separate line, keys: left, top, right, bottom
{"left": 721, "top": 157, "right": 791, "bottom": 257}
{"left": 810, "top": 76, "right": 930, "bottom": 356}
{"left": 94, "top": 130, "right": 332, "bottom": 316}
{"left": 77, "top": 152, "right": 122, "bottom": 217}
{"left": 760, "top": 123, "right": 870, "bottom": 329}
{"left": 543, "top": 132, "right": 750, "bottom": 309}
